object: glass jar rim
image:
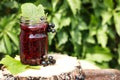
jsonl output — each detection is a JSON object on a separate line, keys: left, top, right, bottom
{"left": 20, "top": 16, "right": 38, "bottom": 23}
{"left": 20, "top": 16, "right": 47, "bottom": 25}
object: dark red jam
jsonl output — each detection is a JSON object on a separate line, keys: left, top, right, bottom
{"left": 20, "top": 21, "right": 48, "bottom": 65}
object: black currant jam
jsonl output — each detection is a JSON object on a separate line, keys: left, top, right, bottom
{"left": 20, "top": 18, "right": 48, "bottom": 65}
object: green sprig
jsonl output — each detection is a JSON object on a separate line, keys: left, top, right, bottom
{"left": 0, "top": 55, "right": 40, "bottom": 75}
{"left": 21, "top": 3, "right": 45, "bottom": 22}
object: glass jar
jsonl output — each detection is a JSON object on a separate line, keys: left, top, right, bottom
{"left": 19, "top": 17, "right": 48, "bottom": 65}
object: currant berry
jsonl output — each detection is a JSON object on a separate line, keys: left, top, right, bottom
{"left": 51, "top": 29, "right": 56, "bottom": 33}
{"left": 50, "top": 59, "right": 56, "bottom": 64}
{"left": 47, "top": 60, "right": 52, "bottom": 65}
{"left": 41, "top": 61, "right": 48, "bottom": 67}
{"left": 49, "top": 23, "right": 55, "bottom": 28}
{"left": 48, "top": 56, "right": 53, "bottom": 60}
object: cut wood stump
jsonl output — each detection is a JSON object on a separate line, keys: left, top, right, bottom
{"left": 1, "top": 54, "right": 84, "bottom": 80}
{"left": 0, "top": 54, "right": 120, "bottom": 80}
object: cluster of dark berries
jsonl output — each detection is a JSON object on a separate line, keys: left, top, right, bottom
{"left": 41, "top": 55, "right": 56, "bottom": 67}
{"left": 40, "top": 16, "right": 55, "bottom": 33}
{"left": 47, "top": 22, "right": 56, "bottom": 33}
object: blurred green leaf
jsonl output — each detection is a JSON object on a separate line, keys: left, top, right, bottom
{"left": 78, "top": 21, "right": 88, "bottom": 31}
{"left": 3, "top": 34, "right": 12, "bottom": 55}
{"left": 107, "top": 28, "right": 115, "bottom": 39}
{"left": 0, "top": 17, "right": 7, "bottom": 28}
{"left": 0, "top": 55, "right": 40, "bottom": 74}
{"left": 95, "top": 61, "right": 109, "bottom": 69}
{"left": 86, "top": 35, "right": 95, "bottom": 44}
{"left": 54, "top": 13, "right": 62, "bottom": 21}
{"left": 60, "top": 17, "right": 71, "bottom": 29}
{"left": 48, "top": 33, "right": 56, "bottom": 45}
{"left": 70, "top": 30, "right": 82, "bottom": 45}
{"left": 7, "top": 31, "right": 19, "bottom": 47}
{"left": 72, "top": 44, "right": 82, "bottom": 57}
{"left": 4, "top": 1, "right": 18, "bottom": 9}
{"left": 101, "top": 11, "right": 112, "bottom": 25}
{"left": 52, "top": 0, "right": 59, "bottom": 12}
{"left": 0, "top": 15, "right": 18, "bottom": 55}
{"left": 52, "top": 16, "right": 59, "bottom": 30}
{"left": 88, "top": 15, "right": 97, "bottom": 36}
{"left": 103, "top": 0, "right": 113, "bottom": 9}
{"left": 113, "top": 12, "right": 120, "bottom": 36}
{"left": 35, "top": 0, "right": 52, "bottom": 10}
{"left": 0, "top": 39, "right": 7, "bottom": 54}
{"left": 0, "top": 32, "right": 3, "bottom": 39}
{"left": 86, "top": 53, "right": 110, "bottom": 63}
{"left": 115, "top": 6, "right": 120, "bottom": 11}
{"left": 5, "top": 20, "right": 16, "bottom": 31}
{"left": 91, "top": 0, "right": 104, "bottom": 17}
{"left": 58, "top": 0, "right": 68, "bottom": 13}
{"left": 97, "top": 25, "right": 108, "bottom": 47}
{"left": 57, "top": 31, "right": 68, "bottom": 47}
{"left": 86, "top": 46, "right": 112, "bottom": 63}
{"left": 118, "top": 44, "right": 120, "bottom": 64}
{"left": 66, "top": 0, "right": 81, "bottom": 15}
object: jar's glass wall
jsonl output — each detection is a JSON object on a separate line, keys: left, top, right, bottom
{"left": 19, "top": 17, "right": 48, "bottom": 65}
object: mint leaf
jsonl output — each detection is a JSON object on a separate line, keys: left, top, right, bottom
{"left": 0, "top": 55, "right": 40, "bottom": 75}
{"left": 21, "top": 3, "right": 37, "bottom": 19}
{"left": 21, "top": 3, "right": 45, "bottom": 22}
{"left": 37, "top": 4, "right": 45, "bottom": 17}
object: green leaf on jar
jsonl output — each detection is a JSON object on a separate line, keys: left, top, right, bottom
{"left": 21, "top": 3, "right": 45, "bottom": 22}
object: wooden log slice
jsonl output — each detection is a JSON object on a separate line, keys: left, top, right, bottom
{"left": 1, "top": 54, "right": 120, "bottom": 80}
{"left": 1, "top": 54, "right": 84, "bottom": 80}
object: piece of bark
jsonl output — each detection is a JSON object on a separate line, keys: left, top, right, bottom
{"left": 84, "top": 69, "right": 120, "bottom": 80}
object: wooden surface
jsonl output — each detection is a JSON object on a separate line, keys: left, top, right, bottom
{"left": 84, "top": 69, "right": 120, "bottom": 80}
{"left": 1, "top": 54, "right": 83, "bottom": 80}
{"left": 0, "top": 54, "right": 120, "bottom": 80}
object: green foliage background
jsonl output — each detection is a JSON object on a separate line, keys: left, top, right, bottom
{"left": 0, "top": 0, "right": 120, "bottom": 69}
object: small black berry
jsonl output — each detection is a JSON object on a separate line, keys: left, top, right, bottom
{"left": 41, "top": 61, "right": 48, "bottom": 67}
{"left": 47, "top": 60, "right": 52, "bottom": 65}
{"left": 51, "top": 29, "right": 56, "bottom": 33}
{"left": 49, "top": 23, "right": 55, "bottom": 28}
{"left": 48, "top": 56, "right": 53, "bottom": 60}
{"left": 47, "top": 28, "right": 52, "bottom": 32}
{"left": 50, "top": 59, "right": 56, "bottom": 64}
